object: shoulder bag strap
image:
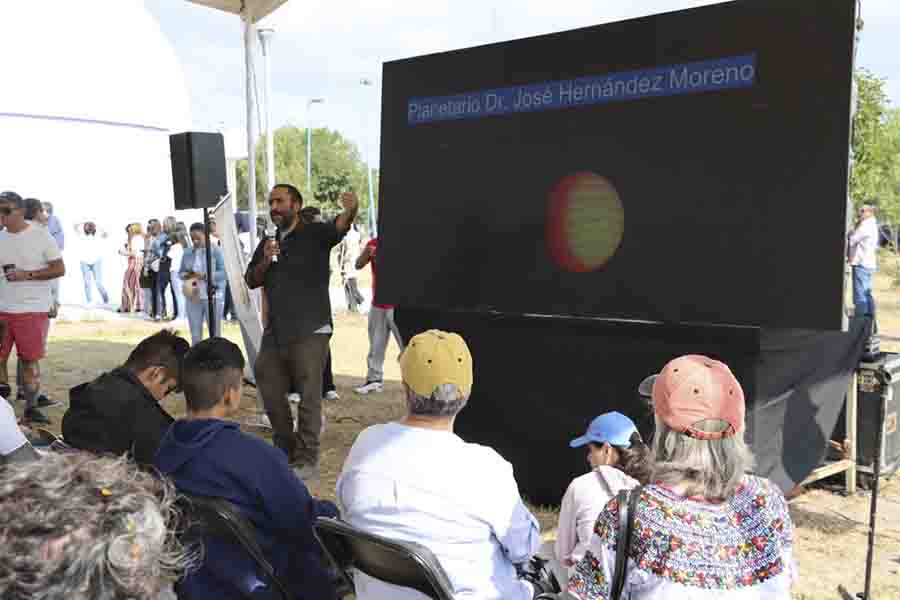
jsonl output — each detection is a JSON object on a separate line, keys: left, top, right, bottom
{"left": 610, "top": 485, "right": 643, "bottom": 600}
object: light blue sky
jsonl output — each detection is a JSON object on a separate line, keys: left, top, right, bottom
{"left": 145, "top": 0, "right": 899, "bottom": 166}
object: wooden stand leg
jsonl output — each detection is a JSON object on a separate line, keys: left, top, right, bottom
{"left": 846, "top": 372, "right": 858, "bottom": 495}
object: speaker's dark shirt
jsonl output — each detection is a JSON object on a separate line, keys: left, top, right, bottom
{"left": 248, "top": 220, "right": 344, "bottom": 347}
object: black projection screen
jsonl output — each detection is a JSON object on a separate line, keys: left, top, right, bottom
{"left": 378, "top": 0, "right": 856, "bottom": 330}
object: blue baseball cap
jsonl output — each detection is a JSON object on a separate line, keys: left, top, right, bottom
{"left": 569, "top": 411, "right": 638, "bottom": 448}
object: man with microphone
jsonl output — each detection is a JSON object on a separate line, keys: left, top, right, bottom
{"left": 246, "top": 184, "right": 358, "bottom": 480}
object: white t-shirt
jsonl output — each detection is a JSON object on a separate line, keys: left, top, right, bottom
{"left": 0, "top": 224, "right": 63, "bottom": 313}
{"left": 168, "top": 244, "right": 184, "bottom": 274}
{"left": 342, "top": 227, "right": 361, "bottom": 277}
{"left": 849, "top": 216, "right": 878, "bottom": 270}
{"left": 74, "top": 227, "right": 107, "bottom": 264}
{"left": 555, "top": 466, "right": 639, "bottom": 569}
{"left": 0, "top": 396, "right": 28, "bottom": 456}
{"left": 337, "top": 422, "right": 541, "bottom": 600}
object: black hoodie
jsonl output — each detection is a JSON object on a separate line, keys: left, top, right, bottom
{"left": 62, "top": 368, "right": 173, "bottom": 464}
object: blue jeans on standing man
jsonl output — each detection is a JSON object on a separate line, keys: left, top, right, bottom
{"left": 852, "top": 265, "right": 876, "bottom": 317}
{"left": 80, "top": 260, "right": 109, "bottom": 305}
{"left": 185, "top": 294, "right": 225, "bottom": 346}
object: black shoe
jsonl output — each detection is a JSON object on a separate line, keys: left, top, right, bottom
{"left": 24, "top": 407, "right": 51, "bottom": 425}
{"left": 0, "top": 383, "right": 10, "bottom": 399}
{"left": 37, "top": 394, "right": 61, "bottom": 409}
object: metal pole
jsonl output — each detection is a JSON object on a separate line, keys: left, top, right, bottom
{"left": 306, "top": 98, "right": 324, "bottom": 195}
{"left": 307, "top": 120, "right": 312, "bottom": 194}
{"left": 243, "top": 12, "right": 259, "bottom": 251}
{"left": 360, "top": 78, "right": 377, "bottom": 237}
{"left": 858, "top": 368, "right": 889, "bottom": 600}
{"left": 203, "top": 208, "right": 216, "bottom": 338}
{"left": 258, "top": 28, "right": 276, "bottom": 195}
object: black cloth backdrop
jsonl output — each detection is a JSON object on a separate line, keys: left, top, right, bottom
{"left": 395, "top": 308, "right": 869, "bottom": 505}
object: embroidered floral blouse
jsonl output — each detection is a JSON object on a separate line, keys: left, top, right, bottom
{"left": 567, "top": 476, "right": 796, "bottom": 600}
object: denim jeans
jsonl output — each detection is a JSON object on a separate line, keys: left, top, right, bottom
{"left": 185, "top": 295, "right": 225, "bottom": 345}
{"left": 852, "top": 265, "right": 875, "bottom": 317}
{"left": 80, "top": 260, "right": 109, "bottom": 304}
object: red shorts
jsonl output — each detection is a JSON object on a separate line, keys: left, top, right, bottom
{"left": 0, "top": 312, "right": 49, "bottom": 362}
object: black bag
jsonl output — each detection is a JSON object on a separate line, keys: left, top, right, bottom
{"left": 610, "top": 486, "right": 643, "bottom": 600}
{"left": 139, "top": 267, "right": 155, "bottom": 289}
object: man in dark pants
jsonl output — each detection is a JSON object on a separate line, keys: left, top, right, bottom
{"left": 245, "top": 184, "right": 358, "bottom": 480}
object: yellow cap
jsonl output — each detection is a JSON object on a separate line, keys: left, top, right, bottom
{"left": 400, "top": 330, "right": 473, "bottom": 398}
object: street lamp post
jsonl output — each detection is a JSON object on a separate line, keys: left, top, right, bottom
{"left": 258, "top": 28, "right": 276, "bottom": 196}
{"left": 306, "top": 98, "right": 324, "bottom": 194}
{"left": 360, "top": 77, "right": 377, "bottom": 237}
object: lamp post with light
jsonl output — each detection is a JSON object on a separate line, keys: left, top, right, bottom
{"left": 306, "top": 97, "right": 324, "bottom": 194}
{"left": 360, "top": 77, "right": 377, "bottom": 236}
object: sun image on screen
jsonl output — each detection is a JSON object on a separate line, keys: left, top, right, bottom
{"left": 546, "top": 172, "right": 625, "bottom": 273}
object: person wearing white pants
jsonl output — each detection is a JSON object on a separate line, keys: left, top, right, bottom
{"left": 354, "top": 237, "right": 404, "bottom": 394}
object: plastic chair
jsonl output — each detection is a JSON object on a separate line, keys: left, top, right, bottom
{"left": 313, "top": 516, "right": 455, "bottom": 600}
{"left": 179, "top": 494, "right": 292, "bottom": 600}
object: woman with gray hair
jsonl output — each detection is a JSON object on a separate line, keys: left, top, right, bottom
{"left": 0, "top": 453, "right": 192, "bottom": 599}
{"left": 568, "top": 355, "right": 795, "bottom": 600}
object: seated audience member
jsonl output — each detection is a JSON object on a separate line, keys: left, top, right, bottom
{"left": 337, "top": 329, "right": 543, "bottom": 600}
{"left": 0, "top": 453, "right": 190, "bottom": 599}
{"left": 154, "top": 337, "right": 339, "bottom": 600}
{"left": 554, "top": 412, "right": 650, "bottom": 578}
{"left": 0, "top": 396, "right": 39, "bottom": 465}
{"left": 568, "top": 355, "right": 796, "bottom": 600}
{"left": 62, "top": 329, "right": 189, "bottom": 464}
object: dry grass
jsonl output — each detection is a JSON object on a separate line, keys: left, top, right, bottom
{"left": 11, "top": 275, "right": 900, "bottom": 598}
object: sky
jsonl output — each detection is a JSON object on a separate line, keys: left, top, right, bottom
{"left": 144, "top": 0, "right": 900, "bottom": 167}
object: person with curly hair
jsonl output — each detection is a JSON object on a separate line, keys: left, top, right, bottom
{"left": 0, "top": 452, "right": 193, "bottom": 599}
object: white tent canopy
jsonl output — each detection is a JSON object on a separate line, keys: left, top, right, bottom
{"left": 187, "top": 0, "right": 288, "bottom": 20}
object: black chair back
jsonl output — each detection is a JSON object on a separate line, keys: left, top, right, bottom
{"left": 313, "top": 517, "right": 455, "bottom": 600}
{"left": 179, "top": 494, "right": 291, "bottom": 600}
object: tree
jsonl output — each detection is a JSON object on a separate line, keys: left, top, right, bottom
{"left": 235, "top": 126, "right": 377, "bottom": 227}
{"left": 850, "top": 69, "right": 899, "bottom": 221}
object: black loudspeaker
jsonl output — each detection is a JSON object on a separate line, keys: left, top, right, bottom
{"left": 170, "top": 132, "right": 228, "bottom": 210}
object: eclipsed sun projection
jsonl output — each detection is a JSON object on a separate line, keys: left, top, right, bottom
{"left": 546, "top": 172, "right": 625, "bottom": 273}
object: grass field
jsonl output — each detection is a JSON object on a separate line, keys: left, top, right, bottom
{"left": 12, "top": 271, "right": 900, "bottom": 599}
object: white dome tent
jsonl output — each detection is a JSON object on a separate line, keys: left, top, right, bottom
{"left": 0, "top": 0, "right": 197, "bottom": 306}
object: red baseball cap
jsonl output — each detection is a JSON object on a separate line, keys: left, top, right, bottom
{"left": 651, "top": 355, "right": 745, "bottom": 440}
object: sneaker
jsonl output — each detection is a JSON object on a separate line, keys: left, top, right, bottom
{"left": 354, "top": 380, "right": 384, "bottom": 395}
{"left": 288, "top": 393, "right": 301, "bottom": 404}
{"left": 36, "top": 394, "right": 61, "bottom": 409}
{"left": 324, "top": 390, "right": 340, "bottom": 401}
{"left": 24, "top": 407, "right": 51, "bottom": 425}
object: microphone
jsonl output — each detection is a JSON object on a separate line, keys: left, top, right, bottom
{"left": 265, "top": 224, "right": 279, "bottom": 263}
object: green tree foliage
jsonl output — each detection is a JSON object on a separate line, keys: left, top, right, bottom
{"left": 236, "top": 126, "right": 376, "bottom": 226}
{"left": 851, "top": 70, "right": 900, "bottom": 222}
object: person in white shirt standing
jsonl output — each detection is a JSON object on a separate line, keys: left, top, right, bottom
{"left": 337, "top": 329, "right": 545, "bottom": 600}
{"left": 0, "top": 191, "right": 65, "bottom": 424}
{"left": 848, "top": 204, "right": 878, "bottom": 318}
{"left": 339, "top": 224, "right": 364, "bottom": 313}
{"left": 73, "top": 221, "right": 110, "bottom": 305}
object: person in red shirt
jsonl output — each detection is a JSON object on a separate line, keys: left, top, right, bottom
{"left": 354, "top": 237, "right": 404, "bottom": 394}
